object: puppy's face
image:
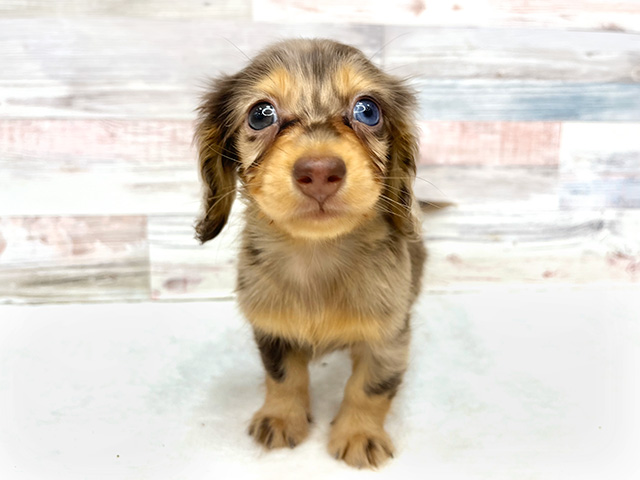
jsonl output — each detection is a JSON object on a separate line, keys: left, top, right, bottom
{"left": 195, "top": 39, "right": 418, "bottom": 242}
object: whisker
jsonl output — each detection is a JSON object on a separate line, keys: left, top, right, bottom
{"left": 201, "top": 188, "right": 238, "bottom": 218}
{"left": 369, "top": 32, "right": 412, "bottom": 63}
{"left": 222, "top": 37, "right": 251, "bottom": 62}
{"left": 378, "top": 194, "right": 412, "bottom": 213}
{"left": 415, "top": 175, "right": 449, "bottom": 198}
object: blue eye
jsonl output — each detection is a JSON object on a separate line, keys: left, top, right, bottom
{"left": 248, "top": 102, "right": 278, "bottom": 130}
{"left": 353, "top": 99, "right": 380, "bottom": 126}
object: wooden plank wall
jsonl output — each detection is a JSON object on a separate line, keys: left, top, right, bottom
{"left": 1, "top": 1, "right": 639, "bottom": 303}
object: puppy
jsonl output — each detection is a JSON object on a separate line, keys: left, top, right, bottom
{"left": 195, "top": 39, "right": 426, "bottom": 468}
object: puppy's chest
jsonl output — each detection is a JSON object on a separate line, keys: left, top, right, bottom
{"left": 238, "top": 237, "right": 410, "bottom": 346}
{"left": 279, "top": 243, "right": 348, "bottom": 289}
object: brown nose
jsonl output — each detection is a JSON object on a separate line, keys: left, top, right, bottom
{"left": 292, "top": 156, "right": 346, "bottom": 204}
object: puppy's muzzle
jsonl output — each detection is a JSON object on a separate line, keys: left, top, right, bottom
{"left": 292, "top": 156, "right": 346, "bottom": 205}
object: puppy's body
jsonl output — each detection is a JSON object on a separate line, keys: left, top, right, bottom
{"left": 239, "top": 205, "right": 424, "bottom": 348}
{"left": 195, "top": 39, "right": 425, "bottom": 468}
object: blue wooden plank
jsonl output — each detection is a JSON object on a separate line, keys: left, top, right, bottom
{"left": 413, "top": 80, "right": 640, "bottom": 121}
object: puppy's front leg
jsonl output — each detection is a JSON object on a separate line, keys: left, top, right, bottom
{"left": 249, "top": 330, "right": 312, "bottom": 449}
{"left": 329, "top": 324, "right": 410, "bottom": 468}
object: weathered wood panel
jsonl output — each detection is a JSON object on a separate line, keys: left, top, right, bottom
{"left": 418, "top": 122, "right": 560, "bottom": 166}
{"left": 0, "top": 120, "right": 565, "bottom": 217}
{"left": 0, "top": 120, "right": 200, "bottom": 216}
{"left": 382, "top": 27, "right": 640, "bottom": 83}
{"left": 0, "top": 19, "right": 383, "bottom": 119}
{"left": 560, "top": 123, "right": 640, "bottom": 208}
{"left": 0, "top": 216, "right": 149, "bottom": 304}
{"left": 414, "top": 166, "right": 560, "bottom": 209}
{"left": 149, "top": 212, "right": 242, "bottom": 300}
{"left": 148, "top": 207, "right": 640, "bottom": 300}
{"left": 412, "top": 80, "right": 640, "bottom": 121}
{"left": 423, "top": 207, "right": 640, "bottom": 288}
{"left": 0, "top": 0, "right": 251, "bottom": 18}
{"left": 2, "top": 190, "right": 639, "bottom": 304}
{"left": 2, "top": 19, "right": 640, "bottom": 120}
{"left": 253, "top": 0, "right": 640, "bottom": 32}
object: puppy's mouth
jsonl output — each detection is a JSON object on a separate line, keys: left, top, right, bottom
{"left": 293, "top": 200, "right": 344, "bottom": 221}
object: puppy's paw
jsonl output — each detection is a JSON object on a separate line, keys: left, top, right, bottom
{"left": 248, "top": 407, "right": 310, "bottom": 449}
{"left": 329, "top": 428, "right": 394, "bottom": 469}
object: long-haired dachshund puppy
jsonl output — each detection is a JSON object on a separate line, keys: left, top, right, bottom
{"left": 195, "top": 38, "right": 426, "bottom": 469}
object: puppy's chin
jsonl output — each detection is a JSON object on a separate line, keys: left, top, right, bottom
{"left": 277, "top": 211, "right": 375, "bottom": 240}
{"left": 258, "top": 197, "right": 380, "bottom": 240}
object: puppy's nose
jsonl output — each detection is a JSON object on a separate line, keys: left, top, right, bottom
{"left": 292, "top": 156, "right": 346, "bottom": 204}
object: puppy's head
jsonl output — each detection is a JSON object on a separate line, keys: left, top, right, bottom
{"left": 195, "top": 39, "right": 419, "bottom": 242}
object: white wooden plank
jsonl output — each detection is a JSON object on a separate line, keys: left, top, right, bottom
{"left": 0, "top": 120, "right": 201, "bottom": 216}
{"left": 0, "top": 19, "right": 383, "bottom": 119}
{"left": 560, "top": 123, "right": 640, "bottom": 208}
{"left": 146, "top": 207, "right": 640, "bottom": 300}
{"left": 148, "top": 208, "right": 244, "bottom": 300}
{"left": 253, "top": 0, "right": 640, "bottom": 32}
{"left": 0, "top": 0, "right": 251, "bottom": 18}
{"left": 0, "top": 120, "right": 563, "bottom": 217}
{"left": 423, "top": 207, "right": 640, "bottom": 289}
{"left": 2, "top": 201, "right": 639, "bottom": 304}
{"left": 414, "top": 166, "right": 560, "bottom": 210}
{"left": 3, "top": 19, "right": 640, "bottom": 120}
{"left": 0, "top": 216, "right": 149, "bottom": 304}
{"left": 383, "top": 27, "right": 640, "bottom": 83}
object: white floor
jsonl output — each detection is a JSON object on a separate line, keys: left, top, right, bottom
{"left": 1, "top": 287, "right": 639, "bottom": 480}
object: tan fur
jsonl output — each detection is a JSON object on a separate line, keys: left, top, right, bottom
{"left": 195, "top": 39, "right": 426, "bottom": 469}
{"left": 249, "top": 350, "right": 311, "bottom": 449}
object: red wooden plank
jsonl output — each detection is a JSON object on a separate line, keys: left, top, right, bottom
{"left": 418, "top": 122, "right": 561, "bottom": 166}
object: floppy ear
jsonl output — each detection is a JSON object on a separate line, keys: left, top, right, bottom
{"left": 194, "top": 75, "right": 240, "bottom": 243}
{"left": 383, "top": 84, "right": 421, "bottom": 237}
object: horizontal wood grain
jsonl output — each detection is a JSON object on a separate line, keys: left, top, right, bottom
{"left": 2, "top": 206, "right": 638, "bottom": 304}
{"left": 423, "top": 207, "right": 640, "bottom": 288}
{"left": 414, "top": 166, "right": 560, "bottom": 209}
{"left": 0, "top": 120, "right": 201, "bottom": 216}
{"left": 0, "top": 18, "right": 382, "bottom": 119}
{"left": 2, "top": 19, "right": 640, "bottom": 120}
{"left": 383, "top": 27, "right": 640, "bottom": 83}
{"left": 412, "top": 80, "right": 640, "bottom": 121}
{"left": 0, "top": 216, "right": 149, "bottom": 303}
{"left": 149, "top": 212, "right": 242, "bottom": 300}
{"left": 559, "top": 123, "right": 640, "bottom": 208}
{"left": 0, "top": 120, "right": 566, "bottom": 217}
{"left": 151, "top": 207, "right": 640, "bottom": 300}
{"left": 418, "top": 122, "right": 560, "bottom": 166}
{"left": 0, "top": 0, "right": 251, "bottom": 18}
{"left": 253, "top": 0, "right": 640, "bottom": 32}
